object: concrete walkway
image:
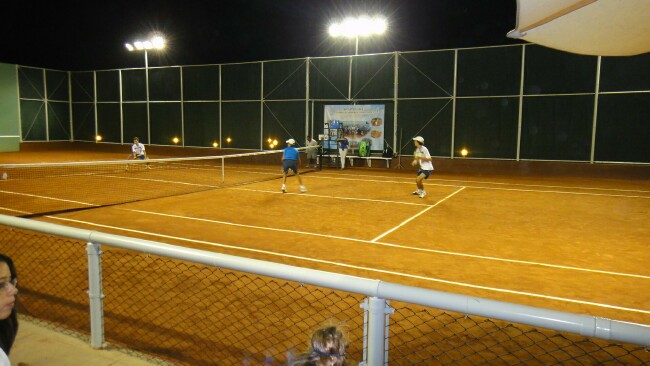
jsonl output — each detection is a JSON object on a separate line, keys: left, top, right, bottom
{"left": 10, "top": 318, "right": 167, "bottom": 366}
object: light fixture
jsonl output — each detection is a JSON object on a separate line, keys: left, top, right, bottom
{"left": 151, "top": 36, "right": 165, "bottom": 49}
{"left": 213, "top": 142, "right": 219, "bottom": 148}
{"left": 125, "top": 35, "right": 165, "bottom": 53}
{"left": 329, "top": 16, "right": 387, "bottom": 55}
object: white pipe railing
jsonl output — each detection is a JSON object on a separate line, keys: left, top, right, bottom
{"left": 1, "top": 213, "right": 649, "bottom": 364}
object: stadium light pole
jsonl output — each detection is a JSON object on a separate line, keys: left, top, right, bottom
{"left": 329, "top": 16, "right": 387, "bottom": 99}
{"left": 125, "top": 35, "right": 166, "bottom": 144}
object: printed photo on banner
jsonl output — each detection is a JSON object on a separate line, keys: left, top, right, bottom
{"left": 323, "top": 104, "right": 385, "bottom": 151}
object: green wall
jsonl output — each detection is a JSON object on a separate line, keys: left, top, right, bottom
{"left": 0, "top": 63, "right": 20, "bottom": 151}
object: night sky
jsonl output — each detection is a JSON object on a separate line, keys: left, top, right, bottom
{"left": 0, "top": 0, "right": 520, "bottom": 71}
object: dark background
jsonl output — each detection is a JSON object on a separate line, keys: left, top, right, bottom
{"left": 0, "top": 0, "right": 519, "bottom": 71}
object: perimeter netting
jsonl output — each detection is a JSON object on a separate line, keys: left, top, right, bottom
{"left": 0, "top": 148, "right": 317, "bottom": 217}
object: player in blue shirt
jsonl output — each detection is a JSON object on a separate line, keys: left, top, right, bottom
{"left": 281, "top": 139, "right": 307, "bottom": 193}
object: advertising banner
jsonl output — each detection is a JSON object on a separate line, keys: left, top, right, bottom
{"left": 323, "top": 104, "right": 385, "bottom": 151}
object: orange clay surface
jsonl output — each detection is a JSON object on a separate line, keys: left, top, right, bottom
{"left": 2, "top": 142, "right": 650, "bottom": 327}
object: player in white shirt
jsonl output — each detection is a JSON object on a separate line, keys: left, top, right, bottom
{"left": 127, "top": 137, "right": 151, "bottom": 170}
{"left": 411, "top": 136, "right": 434, "bottom": 198}
{"left": 131, "top": 137, "right": 147, "bottom": 160}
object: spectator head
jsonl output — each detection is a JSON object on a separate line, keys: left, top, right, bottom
{"left": 0, "top": 253, "right": 18, "bottom": 354}
{"left": 292, "top": 325, "right": 348, "bottom": 366}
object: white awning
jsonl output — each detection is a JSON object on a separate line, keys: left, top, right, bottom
{"left": 507, "top": 0, "right": 650, "bottom": 56}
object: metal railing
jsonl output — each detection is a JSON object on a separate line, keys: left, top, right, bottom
{"left": 1, "top": 213, "right": 649, "bottom": 365}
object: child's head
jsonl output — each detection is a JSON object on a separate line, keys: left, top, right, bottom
{"left": 292, "top": 324, "right": 348, "bottom": 366}
{"left": 310, "top": 326, "right": 347, "bottom": 359}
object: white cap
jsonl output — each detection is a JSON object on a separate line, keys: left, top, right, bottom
{"left": 286, "top": 138, "right": 295, "bottom": 145}
{"left": 412, "top": 136, "right": 424, "bottom": 143}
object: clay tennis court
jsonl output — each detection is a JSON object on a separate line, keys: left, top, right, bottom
{"left": 2, "top": 142, "right": 649, "bottom": 330}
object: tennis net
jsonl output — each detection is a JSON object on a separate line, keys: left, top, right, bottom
{"left": 0, "top": 148, "right": 317, "bottom": 217}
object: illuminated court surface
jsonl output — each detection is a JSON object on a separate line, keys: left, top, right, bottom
{"left": 3, "top": 146, "right": 648, "bottom": 327}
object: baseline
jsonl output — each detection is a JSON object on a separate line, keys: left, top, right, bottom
{"left": 36, "top": 214, "right": 650, "bottom": 316}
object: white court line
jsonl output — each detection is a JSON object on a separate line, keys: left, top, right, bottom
{"left": 99, "top": 175, "right": 218, "bottom": 188}
{"left": 305, "top": 175, "right": 650, "bottom": 199}
{"left": 229, "top": 187, "right": 431, "bottom": 207}
{"left": 3, "top": 185, "right": 648, "bottom": 281}
{"left": 118, "top": 207, "right": 650, "bottom": 280}
{"left": 371, "top": 187, "right": 466, "bottom": 242}
{"left": 427, "top": 178, "right": 650, "bottom": 194}
{"left": 0, "top": 207, "right": 30, "bottom": 215}
{"left": 37, "top": 214, "right": 650, "bottom": 316}
{"left": 2, "top": 179, "right": 649, "bottom": 281}
{"left": 124, "top": 208, "right": 375, "bottom": 243}
{"left": 317, "top": 171, "right": 650, "bottom": 194}
{"left": 0, "top": 190, "right": 97, "bottom": 206}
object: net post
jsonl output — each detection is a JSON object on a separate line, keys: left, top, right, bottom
{"left": 86, "top": 242, "right": 105, "bottom": 349}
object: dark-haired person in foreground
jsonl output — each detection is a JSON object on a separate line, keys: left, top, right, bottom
{"left": 0, "top": 254, "right": 18, "bottom": 366}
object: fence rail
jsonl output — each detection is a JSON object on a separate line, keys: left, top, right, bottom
{"left": 1, "top": 213, "right": 649, "bottom": 365}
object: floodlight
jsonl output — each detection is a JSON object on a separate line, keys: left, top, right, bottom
{"left": 134, "top": 41, "right": 144, "bottom": 50}
{"left": 329, "top": 16, "right": 388, "bottom": 55}
{"left": 372, "top": 18, "right": 387, "bottom": 35}
{"left": 212, "top": 142, "right": 219, "bottom": 148}
{"left": 226, "top": 137, "right": 232, "bottom": 143}
{"left": 151, "top": 36, "right": 165, "bottom": 49}
{"left": 172, "top": 137, "right": 180, "bottom": 144}
{"left": 125, "top": 43, "right": 134, "bottom": 51}
{"left": 328, "top": 24, "right": 341, "bottom": 37}
{"left": 329, "top": 16, "right": 387, "bottom": 38}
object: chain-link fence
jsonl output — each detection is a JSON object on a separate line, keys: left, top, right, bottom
{"left": 387, "top": 306, "right": 649, "bottom": 365}
{"left": 1, "top": 223, "right": 649, "bottom": 365}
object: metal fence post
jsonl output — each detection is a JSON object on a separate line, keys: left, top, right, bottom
{"left": 86, "top": 242, "right": 105, "bottom": 349}
{"left": 361, "top": 298, "right": 369, "bottom": 365}
{"left": 366, "top": 297, "right": 387, "bottom": 366}
{"left": 384, "top": 300, "right": 395, "bottom": 364}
